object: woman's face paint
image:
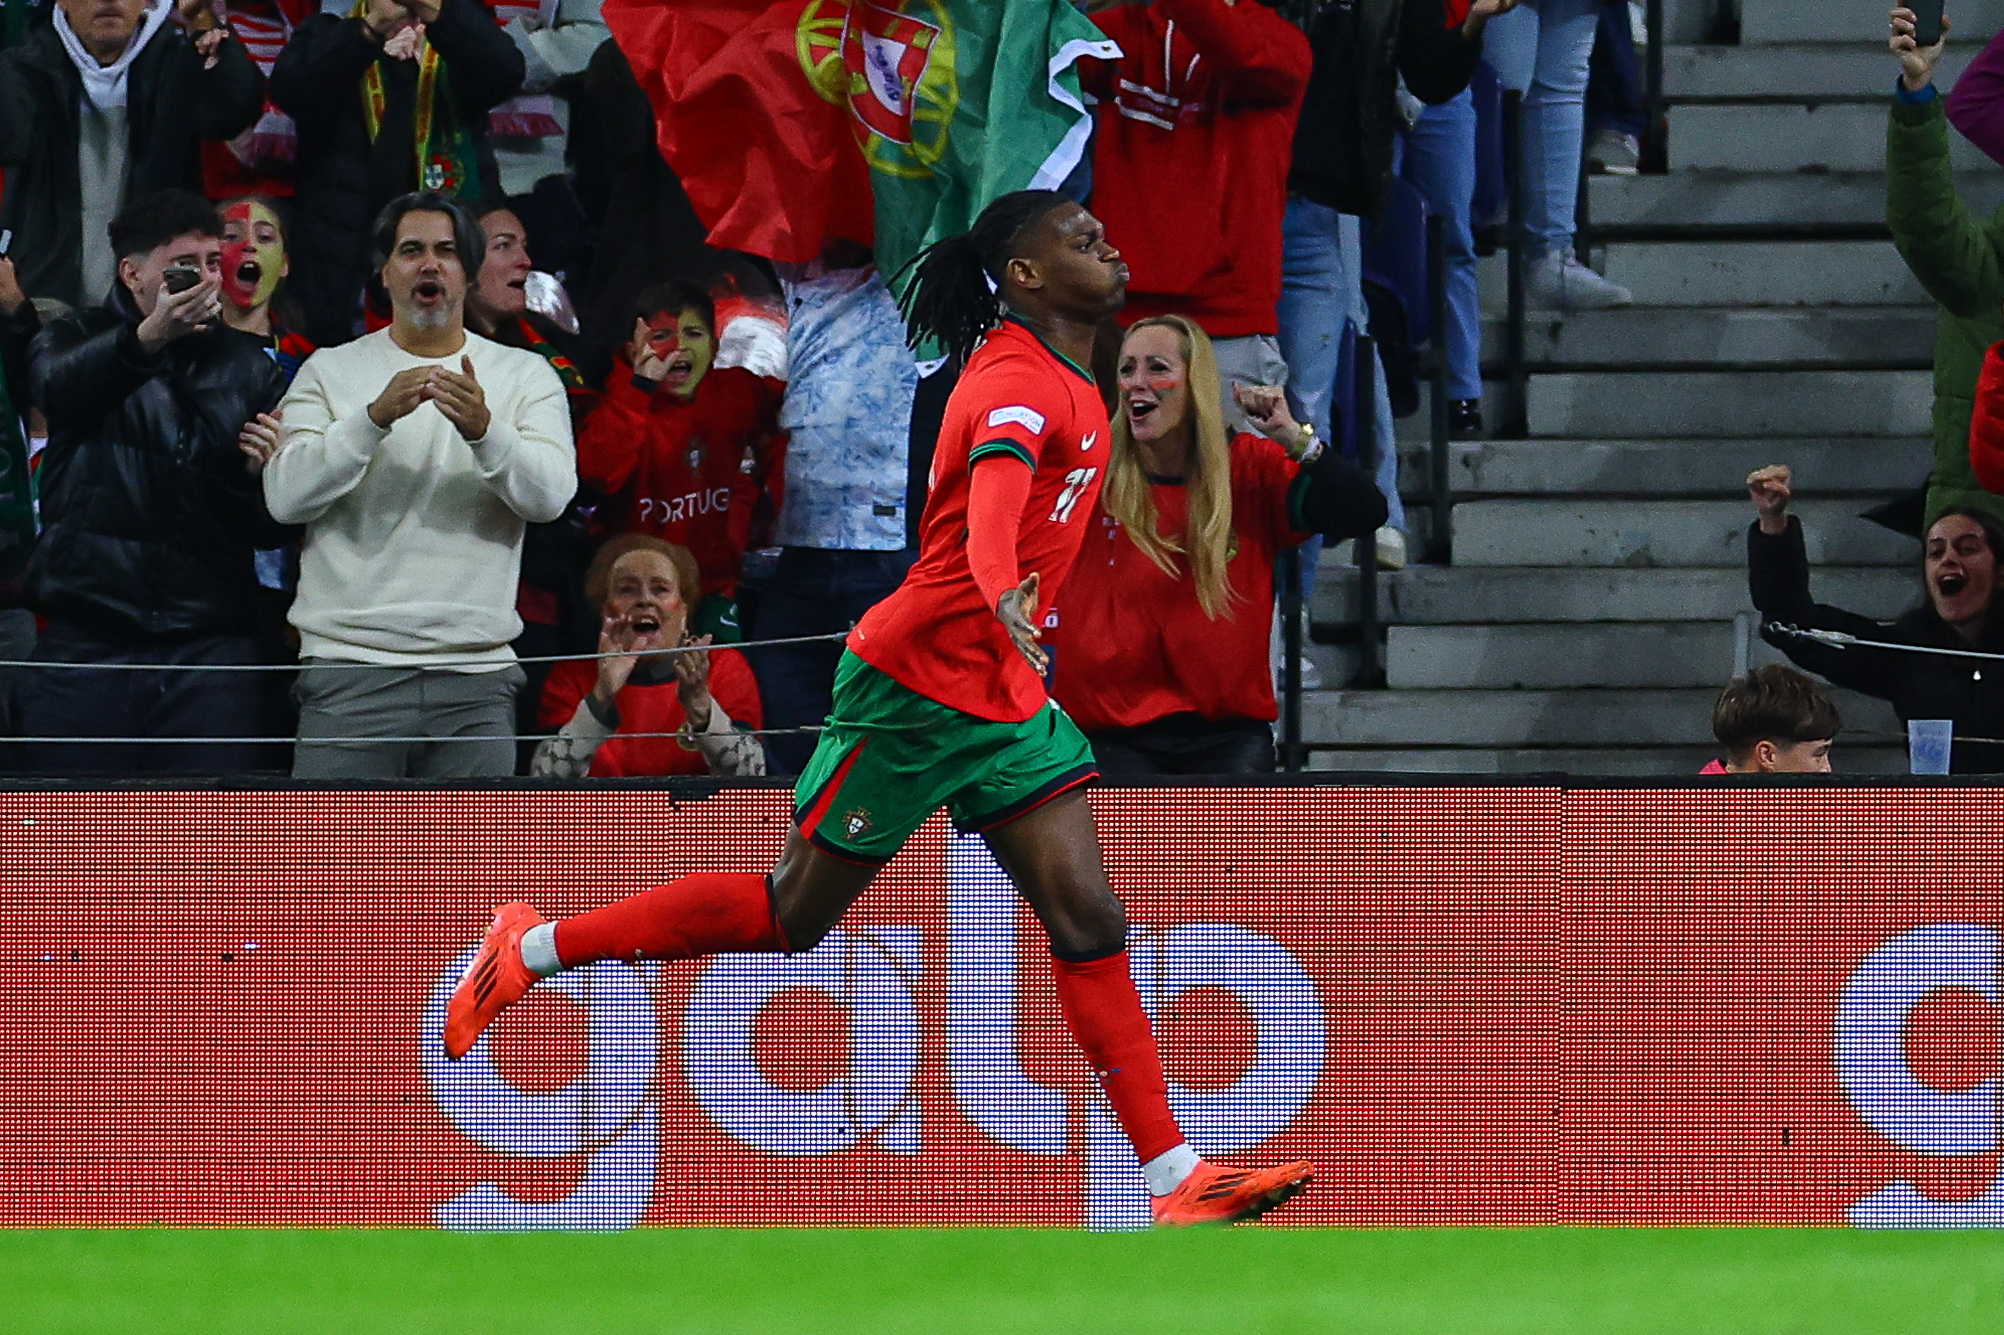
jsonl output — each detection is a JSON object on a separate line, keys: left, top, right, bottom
{"left": 644, "top": 306, "right": 716, "bottom": 401}
{"left": 1118, "top": 323, "right": 1190, "bottom": 445}
{"left": 220, "top": 201, "right": 286, "bottom": 311}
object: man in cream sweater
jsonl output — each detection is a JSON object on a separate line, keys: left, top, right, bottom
{"left": 264, "top": 192, "right": 576, "bottom": 778}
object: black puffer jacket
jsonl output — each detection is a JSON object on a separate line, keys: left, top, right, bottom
{"left": 1752, "top": 516, "right": 2004, "bottom": 774}
{"left": 1288, "top": 0, "right": 1482, "bottom": 218}
{"left": 0, "top": 23, "right": 262, "bottom": 307}
{"left": 270, "top": 0, "right": 525, "bottom": 346}
{"left": 26, "top": 284, "right": 293, "bottom": 640}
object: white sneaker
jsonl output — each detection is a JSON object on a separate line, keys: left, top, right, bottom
{"left": 1375, "top": 527, "right": 1408, "bottom": 571}
{"left": 1587, "top": 128, "right": 1640, "bottom": 175}
{"left": 1527, "top": 250, "right": 1633, "bottom": 311}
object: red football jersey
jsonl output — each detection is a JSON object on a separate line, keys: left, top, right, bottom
{"left": 576, "top": 367, "right": 783, "bottom": 596}
{"left": 850, "top": 319, "right": 1111, "bottom": 722}
{"left": 537, "top": 650, "right": 764, "bottom": 777}
{"left": 1049, "top": 434, "right": 1307, "bottom": 732}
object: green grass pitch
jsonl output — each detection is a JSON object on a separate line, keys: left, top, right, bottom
{"left": 5, "top": 1227, "right": 2001, "bottom": 1334}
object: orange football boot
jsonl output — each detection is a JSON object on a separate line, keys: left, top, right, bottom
{"left": 443, "top": 901, "right": 546, "bottom": 1060}
{"left": 1151, "top": 1159, "right": 1314, "bottom": 1226}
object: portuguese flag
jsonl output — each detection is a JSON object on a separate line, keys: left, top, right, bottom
{"left": 599, "top": 0, "right": 1118, "bottom": 280}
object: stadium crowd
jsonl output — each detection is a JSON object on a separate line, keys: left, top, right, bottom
{"left": 6, "top": 0, "right": 1978, "bottom": 780}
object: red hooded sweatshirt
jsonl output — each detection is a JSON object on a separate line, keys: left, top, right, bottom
{"left": 1083, "top": 0, "right": 1313, "bottom": 338}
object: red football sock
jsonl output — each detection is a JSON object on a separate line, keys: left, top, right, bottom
{"left": 1051, "top": 951, "right": 1185, "bottom": 1166}
{"left": 553, "top": 872, "right": 784, "bottom": 968}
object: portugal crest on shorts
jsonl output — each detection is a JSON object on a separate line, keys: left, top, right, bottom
{"left": 844, "top": 807, "right": 873, "bottom": 840}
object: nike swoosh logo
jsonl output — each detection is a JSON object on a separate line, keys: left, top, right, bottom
{"left": 1081, "top": 431, "right": 1097, "bottom": 452}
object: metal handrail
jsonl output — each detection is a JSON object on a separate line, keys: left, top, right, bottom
{"left": 1501, "top": 89, "right": 1530, "bottom": 439}
{"left": 1425, "top": 212, "right": 1453, "bottom": 565}
{"left": 1350, "top": 334, "right": 1386, "bottom": 689}
{"left": 1278, "top": 551, "right": 1303, "bottom": 773}
{"left": 1644, "top": 0, "right": 1668, "bottom": 173}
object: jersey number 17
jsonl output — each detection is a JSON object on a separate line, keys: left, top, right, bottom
{"left": 1050, "top": 468, "right": 1098, "bottom": 524}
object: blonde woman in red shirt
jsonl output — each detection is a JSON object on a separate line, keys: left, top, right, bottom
{"left": 1050, "top": 314, "right": 1385, "bottom": 774}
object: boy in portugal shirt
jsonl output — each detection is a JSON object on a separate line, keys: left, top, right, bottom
{"left": 444, "top": 192, "right": 1314, "bottom": 1227}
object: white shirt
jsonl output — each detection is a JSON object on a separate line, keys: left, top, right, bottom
{"left": 265, "top": 328, "right": 576, "bottom": 667}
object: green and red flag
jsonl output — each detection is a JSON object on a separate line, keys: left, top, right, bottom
{"left": 599, "top": 0, "right": 1118, "bottom": 281}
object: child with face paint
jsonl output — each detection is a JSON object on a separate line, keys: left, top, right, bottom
{"left": 217, "top": 198, "right": 317, "bottom": 377}
{"left": 574, "top": 280, "right": 783, "bottom": 643}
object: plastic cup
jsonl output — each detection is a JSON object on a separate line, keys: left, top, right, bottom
{"left": 1909, "top": 719, "right": 1954, "bottom": 776}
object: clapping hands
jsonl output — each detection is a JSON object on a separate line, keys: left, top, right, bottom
{"left": 367, "top": 356, "right": 490, "bottom": 440}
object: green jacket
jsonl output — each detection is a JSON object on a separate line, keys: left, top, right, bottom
{"left": 1887, "top": 94, "right": 2004, "bottom": 530}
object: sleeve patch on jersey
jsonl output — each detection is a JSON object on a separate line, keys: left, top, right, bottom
{"left": 970, "top": 440, "right": 1038, "bottom": 471}
{"left": 986, "top": 405, "right": 1048, "bottom": 435}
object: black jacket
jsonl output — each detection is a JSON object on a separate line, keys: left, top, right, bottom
{"left": 26, "top": 283, "right": 293, "bottom": 641}
{"left": 0, "top": 23, "right": 263, "bottom": 307}
{"left": 1751, "top": 516, "right": 2004, "bottom": 773}
{"left": 1289, "top": 0, "right": 1481, "bottom": 218}
{"left": 1, "top": 297, "right": 42, "bottom": 605}
{"left": 270, "top": 0, "right": 525, "bottom": 346}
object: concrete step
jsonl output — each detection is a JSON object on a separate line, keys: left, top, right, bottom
{"left": 1665, "top": 43, "right": 1976, "bottom": 99}
{"left": 1383, "top": 621, "right": 1822, "bottom": 690}
{"left": 1599, "top": 241, "right": 1923, "bottom": 307}
{"left": 1483, "top": 306, "right": 1936, "bottom": 367}
{"left": 1451, "top": 498, "right": 1919, "bottom": 567}
{"left": 1394, "top": 436, "right": 1932, "bottom": 498}
{"left": 1302, "top": 685, "right": 1903, "bottom": 747}
{"left": 1304, "top": 745, "right": 1908, "bottom": 776}
{"left": 1478, "top": 243, "right": 1924, "bottom": 312}
{"left": 1587, "top": 170, "right": 2004, "bottom": 230}
{"left": 1525, "top": 370, "right": 1932, "bottom": 438}
{"left": 1670, "top": 102, "right": 2004, "bottom": 173}
{"left": 1312, "top": 565, "right": 1922, "bottom": 625}
{"left": 1741, "top": 0, "right": 2004, "bottom": 46}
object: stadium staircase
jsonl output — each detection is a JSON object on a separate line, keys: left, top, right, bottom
{"left": 1303, "top": 0, "right": 2004, "bottom": 775}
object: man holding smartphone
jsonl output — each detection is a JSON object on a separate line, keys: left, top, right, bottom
{"left": 16, "top": 188, "right": 294, "bottom": 776}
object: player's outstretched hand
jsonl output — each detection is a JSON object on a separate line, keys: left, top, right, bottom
{"left": 995, "top": 572, "right": 1048, "bottom": 675}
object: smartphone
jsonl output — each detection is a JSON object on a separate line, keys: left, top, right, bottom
{"left": 1911, "top": 0, "right": 1945, "bottom": 47}
{"left": 162, "top": 264, "right": 203, "bottom": 294}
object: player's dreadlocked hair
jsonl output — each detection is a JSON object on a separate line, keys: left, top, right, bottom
{"left": 900, "top": 190, "right": 1072, "bottom": 364}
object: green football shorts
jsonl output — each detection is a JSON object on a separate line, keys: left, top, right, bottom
{"left": 793, "top": 651, "right": 1099, "bottom": 864}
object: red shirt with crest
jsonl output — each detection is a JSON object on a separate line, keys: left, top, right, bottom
{"left": 576, "top": 366, "right": 783, "bottom": 597}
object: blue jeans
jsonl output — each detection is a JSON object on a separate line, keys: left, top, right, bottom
{"left": 1277, "top": 197, "right": 1405, "bottom": 535}
{"left": 1481, "top": 0, "right": 1601, "bottom": 258}
{"left": 1401, "top": 88, "right": 1482, "bottom": 401}
{"left": 750, "top": 547, "right": 913, "bottom": 776}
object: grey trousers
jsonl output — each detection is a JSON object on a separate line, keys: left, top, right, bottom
{"left": 293, "top": 659, "right": 526, "bottom": 779}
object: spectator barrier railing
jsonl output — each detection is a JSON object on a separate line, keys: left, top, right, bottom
{"left": 1769, "top": 621, "right": 2004, "bottom": 666}
{"left": 0, "top": 630, "right": 852, "bottom": 675}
